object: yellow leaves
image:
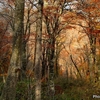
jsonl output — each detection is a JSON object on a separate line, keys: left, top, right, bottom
{"left": 56, "top": 34, "right": 66, "bottom": 47}
{"left": 44, "top": 0, "right": 48, "bottom": 8}
{"left": 95, "top": 25, "right": 100, "bottom": 29}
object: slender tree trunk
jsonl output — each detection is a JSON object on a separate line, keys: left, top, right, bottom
{"left": 48, "top": 38, "right": 55, "bottom": 78}
{"left": 47, "top": 37, "right": 55, "bottom": 99}
{"left": 42, "top": 42, "right": 48, "bottom": 79}
{"left": 70, "top": 55, "right": 82, "bottom": 79}
{"left": 89, "top": 34, "right": 97, "bottom": 82}
{"left": 34, "top": 0, "right": 43, "bottom": 100}
{"left": 1, "top": 0, "right": 25, "bottom": 100}
{"left": 21, "top": 40, "right": 27, "bottom": 79}
{"left": 21, "top": 7, "right": 31, "bottom": 79}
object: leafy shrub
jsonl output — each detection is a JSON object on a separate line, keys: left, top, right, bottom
{"left": 16, "top": 81, "right": 28, "bottom": 100}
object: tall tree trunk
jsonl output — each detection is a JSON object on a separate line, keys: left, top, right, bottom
{"left": 21, "top": 7, "right": 31, "bottom": 79}
{"left": 42, "top": 42, "right": 48, "bottom": 80}
{"left": 21, "top": 40, "right": 27, "bottom": 79}
{"left": 34, "top": 0, "right": 43, "bottom": 100}
{"left": 48, "top": 38, "right": 55, "bottom": 78}
{"left": 47, "top": 37, "right": 55, "bottom": 99}
{"left": 89, "top": 33, "right": 97, "bottom": 82}
{"left": 1, "top": 0, "right": 25, "bottom": 100}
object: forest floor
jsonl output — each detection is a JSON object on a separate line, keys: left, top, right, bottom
{"left": 53, "top": 77, "right": 100, "bottom": 100}
{"left": 0, "top": 77, "right": 100, "bottom": 100}
{"left": 42, "top": 77, "right": 100, "bottom": 100}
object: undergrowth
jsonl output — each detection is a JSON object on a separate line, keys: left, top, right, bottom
{"left": 0, "top": 77, "right": 100, "bottom": 100}
{"left": 53, "top": 77, "right": 100, "bottom": 100}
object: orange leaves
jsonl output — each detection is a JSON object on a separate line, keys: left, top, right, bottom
{"left": 65, "top": 25, "right": 76, "bottom": 29}
{"left": 43, "top": 0, "right": 62, "bottom": 19}
{"left": 63, "top": 12, "right": 76, "bottom": 19}
{"left": 83, "top": 0, "right": 100, "bottom": 15}
{"left": 43, "top": 6, "right": 60, "bottom": 18}
{"left": 8, "top": 0, "right": 15, "bottom": 5}
{"left": 93, "top": 30, "right": 100, "bottom": 34}
{"left": 61, "top": 12, "right": 78, "bottom": 24}
{"left": 86, "top": 27, "right": 100, "bottom": 36}
{"left": 91, "top": 0, "right": 99, "bottom": 3}
{"left": 86, "top": 5, "right": 96, "bottom": 11}
{"left": 26, "top": 70, "right": 34, "bottom": 77}
{"left": 0, "top": 20, "right": 12, "bottom": 75}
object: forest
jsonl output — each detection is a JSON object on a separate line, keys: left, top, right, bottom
{"left": 0, "top": 0, "right": 100, "bottom": 100}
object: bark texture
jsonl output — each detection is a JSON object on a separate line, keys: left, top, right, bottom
{"left": 34, "top": 0, "right": 43, "bottom": 100}
{"left": 1, "top": 0, "right": 25, "bottom": 100}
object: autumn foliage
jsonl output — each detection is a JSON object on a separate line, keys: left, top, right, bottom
{"left": 0, "top": 0, "right": 100, "bottom": 100}
{"left": 0, "top": 20, "right": 12, "bottom": 76}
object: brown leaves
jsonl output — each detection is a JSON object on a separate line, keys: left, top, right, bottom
{"left": 8, "top": 0, "right": 15, "bottom": 4}
{"left": 65, "top": 25, "right": 76, "bottom": 29}
{"left": 43, "top": 6, "right": 60, "bottom": 17}
{"left": 0, "top": 20, "right": 12, "bottom": 75}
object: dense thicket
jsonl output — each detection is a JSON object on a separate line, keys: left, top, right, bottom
{"left": 0, "top": 0, "right": 100, "bottom": 100}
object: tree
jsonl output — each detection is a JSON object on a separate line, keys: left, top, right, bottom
{"left": 34, "top": 0, "right": 43, "bottom": 100}
{"left": 77, "top": 0, "right": 100, "bottom": 82}
{"left": 41, "top": 1, "right": 79, "bottom": 98}
{"left": 1, "top": 0, "right": 25, "bottom": 99}
{"left": 0, "top": 19, "right": 12, "bottom": 83}
{"left": 43, "top": 0, "right": 66, "bottom": 98}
